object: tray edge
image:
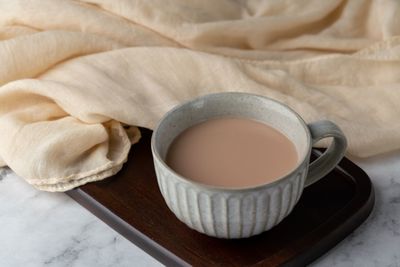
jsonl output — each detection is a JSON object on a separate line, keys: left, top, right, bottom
{"left": 66, "top": 189, "right": 190, "bottom": 267}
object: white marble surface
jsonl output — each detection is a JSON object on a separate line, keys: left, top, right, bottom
{"left": 1, "top": 151, "right": 400, "bottom": 267}
{"left": 0, "top": 168, "right": 162, "bottom": 267}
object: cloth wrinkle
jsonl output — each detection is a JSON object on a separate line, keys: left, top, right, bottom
{"left": 0, "top": 0, "right": 399, "bottom": 191}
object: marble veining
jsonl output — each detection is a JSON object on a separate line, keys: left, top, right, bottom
{"left": 0, "top": 169, "right": 161, "bottom": 267}
{"left": 311, "top": 151, "right": 400, "bottom": 267}
{"left": 0, "top": 166, "right": 10, "bottom": 180}
{"left": 1, "top": 150, "right": 400, "bottom": 266}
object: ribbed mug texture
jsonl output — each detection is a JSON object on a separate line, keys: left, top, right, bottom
{"left": 154, "top": 159, "right": 308, "bottom": 238}
{"left": 152, "top": 92, "right": 316, "bottom": 239}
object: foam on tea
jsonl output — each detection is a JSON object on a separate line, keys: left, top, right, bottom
{"left": 166, "top": 117, "right": 298, "bottom": 188}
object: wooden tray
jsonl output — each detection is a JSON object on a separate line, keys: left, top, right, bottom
{"left": 66, "top": 128, "right": 374, "bottom": 267}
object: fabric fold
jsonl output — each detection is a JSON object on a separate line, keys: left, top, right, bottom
{"left": 0, "top": 0, "right": 400, "bottom": 191}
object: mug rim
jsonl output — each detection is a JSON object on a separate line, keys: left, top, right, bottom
{"left": 151, "top": 92, "right": 312, "bottom": 193}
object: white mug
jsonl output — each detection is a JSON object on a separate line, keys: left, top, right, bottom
{"left": 151, "top": 92, "right": 347, "bottom": 238}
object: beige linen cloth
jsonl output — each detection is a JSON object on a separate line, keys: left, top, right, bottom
{"left": 0, "top": 0, "right": 400, "bottom": 191}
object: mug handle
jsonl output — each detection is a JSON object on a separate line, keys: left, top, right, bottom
{"left": 304, "top": 120, "right": 347, "bottom": 187}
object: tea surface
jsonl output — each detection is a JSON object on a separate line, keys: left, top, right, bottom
{"left": 166, "top": 117, "right": 298, "bottom": 188}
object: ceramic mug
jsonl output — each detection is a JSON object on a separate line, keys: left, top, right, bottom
{"left": 151, "top": 92, "right": 347, "bottom": 239}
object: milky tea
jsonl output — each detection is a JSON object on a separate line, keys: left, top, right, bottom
{"left": 166, "top": 117, "right": 298, "bottom": 188}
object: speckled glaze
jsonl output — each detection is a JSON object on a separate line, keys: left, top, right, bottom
{"left": 152, "top": 92, "right": 347, "bottom": 238}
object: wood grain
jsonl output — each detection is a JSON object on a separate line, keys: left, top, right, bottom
{"left": 67, "top": 128, "right": 374, "bottom": 267}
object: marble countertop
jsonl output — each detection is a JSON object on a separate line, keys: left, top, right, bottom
{"left": 1, "top": 151, "right": 400, "bottom": 267}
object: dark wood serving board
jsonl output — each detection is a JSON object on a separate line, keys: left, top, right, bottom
{"left": 66, "top": 128, "right": 374, "bottom": 267}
